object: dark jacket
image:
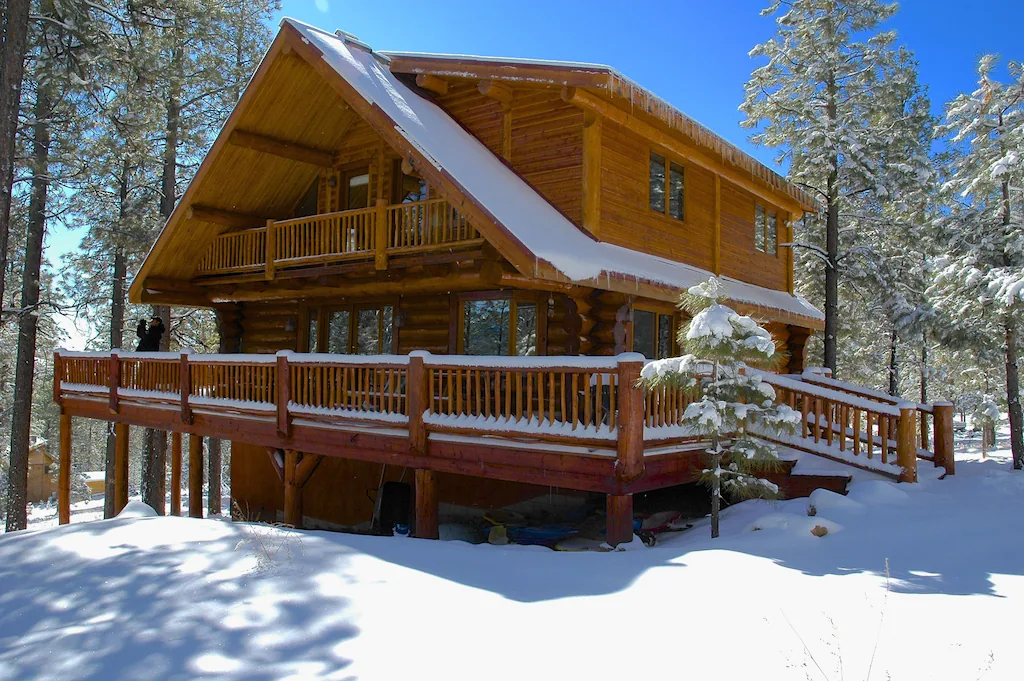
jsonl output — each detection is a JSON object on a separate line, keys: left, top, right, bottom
{"left": 136, "top": 318, "right": 165, "bottom": 352}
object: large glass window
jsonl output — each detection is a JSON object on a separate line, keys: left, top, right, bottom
{"left": 633, "top": 310, "right": 675, "bottom": 359}
{"left": 650, "top": 152, "right": 685, "bottom": 221}
{"left": 462, "top": 298, "right": 537, "bottom": 356}
{"left": 312, "top": 305, "right": 394, "bottom": 354}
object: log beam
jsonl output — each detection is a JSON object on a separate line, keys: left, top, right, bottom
{"left": 415, "top": 73, "right": 449, "bottom": 95}
{"left": 478, "top": 79, "right": 512, "bottom": 105}
{"left": 295, "top": 453, "right": 323, "bottom": 488}
{"left": 187, "top": 205, "right": 267, "bottom": 230}
{"left": 414, "top": 468, "right": 439, "bottom": 539}
{"left": 188, "top": 433, "right": 204, "bottom": 518}
{"left": 560, "top": 86, "right": 805, "bottom": 215}
{"left": 58, "top": 412, "right": 71, "bottom": 525}
{"left": 228, "top": 129, "right": 334, "bottom": 167}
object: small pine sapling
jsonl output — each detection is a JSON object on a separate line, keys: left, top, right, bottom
{"left": 641, "top": 278, "right": 801, "bottom": 538}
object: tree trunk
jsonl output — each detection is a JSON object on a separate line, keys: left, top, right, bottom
{"left": 710, "top": 446, "right": 721, "bottom": 539}
{"left": 4, "top": 85, "right": 51, "bottom": 531}
{"left": 0, "top": 0, "right": 31, "bottom": 313}
{"left": 823, "top": 75, "right": 840, "bottom": 376}
{"left": 920, "top": 337, "right": 928, "bottom": 405}
{"left": 103, "top": 163, "right": 129, "bottom": 519}
{"left": 141, "top": 17, "right": 183, "bottom": 512}
{"left": 888, "top": 324, "right": 899, "bottom": 397}
{"left": 1004, "top": 318, "right": 1024, "bottom": 470}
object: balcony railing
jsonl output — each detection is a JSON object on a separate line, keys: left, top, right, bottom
{"left": 196, "top": 198, "right": 482, "bottom": 278}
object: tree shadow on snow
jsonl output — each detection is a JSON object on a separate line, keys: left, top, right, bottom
{"left": 0, "top": 516, "right": 359, "bottom": 681}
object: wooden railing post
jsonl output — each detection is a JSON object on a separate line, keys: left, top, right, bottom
{"left": 896, "top": 403, "right": 918, "bottom": 483}
{"left": 933, "top": 402, "right": 955, "bottom": 476}
{"left": 276, "top": 351, "right": 291, "bottom": 437}
{"left": 180, "top": 352, "right": 192, "bottom": 424}
{"left": 265, "top": 219, "right": 276, "bottom": 280}
{"left": 58, "top": 411, "right": 71, "bottom": 525}
{"left": 616, "top": 355, "right": 645, "bottom": 482}
{"left": 408, "top": 352, "right": 429, "bottom": 455}
{"left": 374, "top": 198, "right": 388, "bottom": 270}
{"left": 109, "top": 351, "right": 120, "bottom": 415}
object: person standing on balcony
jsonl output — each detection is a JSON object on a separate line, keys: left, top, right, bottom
{"left": 136, "top": 317, "right": 166, "bottom": 352}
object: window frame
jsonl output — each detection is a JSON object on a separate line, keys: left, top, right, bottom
{"left": 456, "top": 291, "right": 547, "bottom": 356}
{"left": 754, "top": 202, "right": 780, "bottom": 257}
{"left": 631, "top": 304, "right": 679, "bottom": 360}
{"left": 648, "top": 149, "right": 686, "bottom": 223}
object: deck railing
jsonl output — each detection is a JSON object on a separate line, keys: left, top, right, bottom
{"left": 194, "top": 198, "right": 482, "bottom": 278}
{"left": 54, "top": 350, "right": 953, "bottom": 483}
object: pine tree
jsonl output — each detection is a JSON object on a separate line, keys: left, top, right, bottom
{"left": 741, "top": 0, "right": 930, "bottom": 377}
{"left": 641, "top": 278, "right": 800, "bottom": 538}
{"left": 933, "top": 57, "right": 1024, "bottom": 470}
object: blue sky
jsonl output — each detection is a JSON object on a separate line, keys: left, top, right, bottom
{"left": 47, "top": 0, "right": 1024, "bottom": 270}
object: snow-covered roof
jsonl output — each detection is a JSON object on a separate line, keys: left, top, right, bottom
{"left": 285, "top": 19, "right": 823, "bottom": 325}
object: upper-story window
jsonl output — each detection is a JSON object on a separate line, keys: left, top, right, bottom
{"left": 633, "top": 309, "right": 675, "bottom": 360}
{"left": 755, "top": 203, "right": 778, "bottom": 255}
{"left": 649, "top": 152, "right": 684, "bottom": 221}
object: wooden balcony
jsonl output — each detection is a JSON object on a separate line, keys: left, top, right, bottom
{"left": 195, "top": 198, "right": 483, "bottom": 280}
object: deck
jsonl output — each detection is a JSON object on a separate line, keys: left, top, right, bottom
{"left": 52, "top": 350, "right": 955, "bottom": 545}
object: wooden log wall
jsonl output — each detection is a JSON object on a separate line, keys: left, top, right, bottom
{"left": 433, "top": 84, "right": 583, "bottom": 226}
{"left": 599, "top": 118, "right": 716, "bottom": 266}
{"left": 718, "top": 183, "right": 787, "bottom": 291}
{"left": 239, "top": 300, "right": 301, "bottom": 354}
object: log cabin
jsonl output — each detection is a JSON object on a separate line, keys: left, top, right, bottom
{"left": 52, "top": 19, "right": 955, "bottom": 545}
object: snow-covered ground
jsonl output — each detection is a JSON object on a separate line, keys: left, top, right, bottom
{"left": 1, "top": 433, "right": 1021, "bottom": 680}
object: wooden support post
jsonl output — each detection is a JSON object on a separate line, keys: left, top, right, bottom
{"left": 58, "top": 412, "right": 71, "bottom": 525}
{"left": 276, "top": 351, "right": 291, "bottom": 437}
{"left": 114, "top": 422, "right": 129, "bottom": 515}
{"left": 188, "top": 433, "right": 204, "bottom": 518}
{"left": 109, "top": 351, "right": 120, "bottom": 414}
{"left": 265, "top": 219, "right": 276, "bottom": 280}
{"left": 606, "top": 494, "right": 634, "bottom": 547}
{"left": 374, "top": 198, "right": 388, "bottom": 270}
{"left": 713, "top": 174, "right": 722, "bottom": 275}
{"left": 170, "top": 432, "right": 182, "bottom": 516}
{"left": 896, "top": 404, "right": 918, "bottom": 483}
{"left": 408, "top": 353, "right": 429, "bottom": 455}
{"left": 615, "top": 357, "right": 645, "bottom": 482}
{"left": 283, "top": 449, "right": 302, "bottom": 528}
{"left": 414, "top": 468, "right": 439, "bottom": 539}
{"left": 933, "top": 402, "right": 955, "bottom": 476}
{"left": 179, "top": 352, "right": 192, "bottom": 424}
{"left": 581, "top": 111, "right": 602, "bottom": 239}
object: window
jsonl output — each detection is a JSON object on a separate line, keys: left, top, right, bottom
{"left": 461, "top": 297, "right": 537, "bottom": 356}
{"left": 306, "top": 304, "right": 395, "bottom": 354}
{"left": 649, "top": 152, "right": 685, "bottom": 221}
{"left": 755, "top": 203, "right": 778, "bottom": 255}
{"left": 632, "top": 310, "right": 675, "bottom": 359}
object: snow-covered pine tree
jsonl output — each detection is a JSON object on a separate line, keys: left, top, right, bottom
{"left": 640, "top": 278, "right": 800, "bottom": 538}
{"left": 741, "top": 0, "right": 931, "bottom": 377}
{"left": 932, "top": 56, "right": 1024, "bottom": 470}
